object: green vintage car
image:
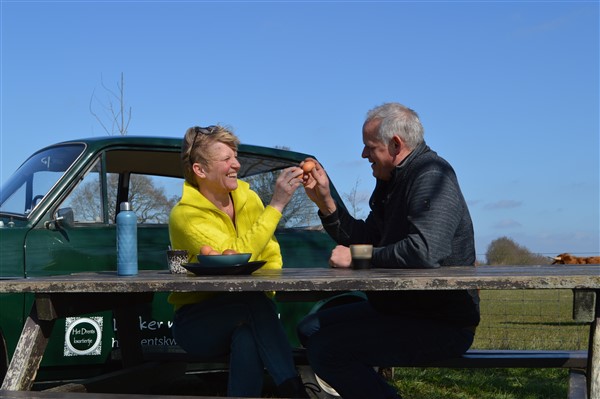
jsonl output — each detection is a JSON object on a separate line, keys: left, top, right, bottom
{"left": 0, "top": 136, "right": 343, "bottom": 385}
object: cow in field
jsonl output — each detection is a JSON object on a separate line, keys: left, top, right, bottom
{"left": 551, "top": 253, "right": 600, "bottom": 264}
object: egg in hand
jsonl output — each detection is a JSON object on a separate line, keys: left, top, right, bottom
{"left": 302, "top": 160, "right": 315, "bottom": 173}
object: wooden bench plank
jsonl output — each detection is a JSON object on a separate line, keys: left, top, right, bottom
{"left": 421, "top": 349, "right": 588, "bottom": 369}
{"left": 143, "top": 345, "right": 588, "bottom": 369}
{"left": 42, "top": 361, "right": 187, "bottom": 394}
{"left": 0, "top": 390, "right": 255, "bottom": 399}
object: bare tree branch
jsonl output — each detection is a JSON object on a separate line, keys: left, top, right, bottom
{"left": 342, "top": 178, "right": 368, "bottom": 218}
{"left": 90, "top": 72, "right": 132, "bottom": 136}
{"left": 89, "top": 87, "right": 111, "bottom": 135}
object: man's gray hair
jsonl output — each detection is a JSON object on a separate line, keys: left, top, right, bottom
{"left": 365, "top": 103, "right": 424, "bottom": 150}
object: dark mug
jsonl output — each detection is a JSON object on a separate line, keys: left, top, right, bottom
{"left": 350, "top": 244, "right": 373, "bottom": 270}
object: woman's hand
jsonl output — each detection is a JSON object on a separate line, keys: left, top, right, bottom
{"left": 269, "top": 167, "right": 304, "bottom": 213}
{"left": 301, "top": 158, "right": 337, "bottom": 216}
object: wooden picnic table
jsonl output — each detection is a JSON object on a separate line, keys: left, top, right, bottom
{"left": 1, "top": 265, "right": 599, "bottom": 397}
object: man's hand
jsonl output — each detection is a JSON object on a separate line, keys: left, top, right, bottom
{"left": 301, "top": 158, "right": 337, "bottom": 216}
{"left": 329, "top": 245, "right": 352, "bottom": 268}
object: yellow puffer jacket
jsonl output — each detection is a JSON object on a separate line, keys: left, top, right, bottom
{"left": 167, "top": 180, "right": 283, "bottom": 310}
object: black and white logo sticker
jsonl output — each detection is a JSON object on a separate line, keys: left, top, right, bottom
{"left": 64, "top": 317, "right": 103, "bottom": 356}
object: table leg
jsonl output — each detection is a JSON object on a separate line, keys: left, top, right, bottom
{"left": 589, "top": 291, "right": 599, "bottom": 399}
{"left": 590, "top": 322, "right": 599, "bottom": 399}
{"left": 113, "top": 303, "right": 147, "bottom": 368}
{"left": 0, "top": 303, "right": 54, "bottom": 391}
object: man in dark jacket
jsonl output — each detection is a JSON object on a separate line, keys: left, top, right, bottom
{"left": 298, "top": 102, "right": 480, "bottom": 399}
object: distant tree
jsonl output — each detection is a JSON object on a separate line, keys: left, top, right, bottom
{"left": 68, "top": 173, "right": 178, "bottom": 224}
{"left": 244, "top": 169, "right": 319, "bottom": 229}
{"left": 342, "top": 178, "right": 369, "bottom": 219}
{"left": 86, "top": 75, "right": 175, "bottom": 223}
{"left": 485, "top": 236, "right": 550, "bottom": 265}
{"left": 89, "top": 72, "right": 131, "bottom": 136}
{"left": 243, "top": 145, "right": 319, "bottom": 228}
{"left": 127, "top": 175, "right": 180, "bottom": 223}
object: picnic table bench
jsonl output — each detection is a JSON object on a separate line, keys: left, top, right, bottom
{"left": 0, "top": 265, "right": 598, "bottom": 398}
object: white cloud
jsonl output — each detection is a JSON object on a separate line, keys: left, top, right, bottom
{"left": 493, "top": 219, "right": 522, "bottom": 229}
{"left": 484, "top": 200, "right": 522, "bottom": 210}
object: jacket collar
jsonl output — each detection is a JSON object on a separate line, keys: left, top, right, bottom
{"left": 180, "top": 180, "right": 249, "bottom": 212}
{"left": 389, "top": 141, "right": 429, "bottom": 181}
{"left": 369, "top": 142, "right": 429, "bottom": 208}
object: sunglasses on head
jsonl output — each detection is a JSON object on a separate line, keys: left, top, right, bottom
{"left": 194, "top": 125, "right": 217, "bottom": 136}
{"left": 189, "top": 125, "right": 217, "bottom": 165}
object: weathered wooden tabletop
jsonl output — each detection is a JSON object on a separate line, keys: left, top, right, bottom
{"left": 0, "top": 265, "right": 599, "bottom": 293}
{"left": 1, "top": 264, "right": 599, "bottom": 397}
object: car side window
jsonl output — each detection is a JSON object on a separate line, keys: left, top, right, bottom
{"left": 129, "top": 173, "right": 182, "bottom": 225}
{"left": 58, "top": 151, "right": 183, "bottom": 225}
{"left": 56, "top": 149, "right": 321, "bottom": 228}
{"left": 243, "top": 170, "right": 320, "bottom": 228}
{"left": 59, "top": 158, "right": 108, "bottom": 223}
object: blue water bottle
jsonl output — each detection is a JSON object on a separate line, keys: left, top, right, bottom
{"left": 117, "top": 201, "right": 138, "bottom": 276}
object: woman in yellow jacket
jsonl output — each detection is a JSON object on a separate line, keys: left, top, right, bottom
{"left": 168, "top": 125, "right": 308, "bottom": 398}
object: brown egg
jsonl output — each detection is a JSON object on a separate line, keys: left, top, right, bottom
{"left": 200, "top": 245, "right": 214, "bottom": 255}
{"left": 222, "top": 249, "right": 239, "bottom": 255}
{"left": 302, "top": 161, "right": 315, "bottom": 173}
{"left": 208, "top": 250, "right": 220, "bottom": 256}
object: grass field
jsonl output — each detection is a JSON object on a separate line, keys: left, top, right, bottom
{"left": 390, "top": 289, "right": 590, "bottom": 399}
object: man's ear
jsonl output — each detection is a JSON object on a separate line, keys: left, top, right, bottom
{"left": 390, "top": 135, "right": 403, "bottom": 155}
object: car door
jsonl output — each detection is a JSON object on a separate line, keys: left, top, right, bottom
{"left": 23, "top": 147, "right": 183, "bottom": 375}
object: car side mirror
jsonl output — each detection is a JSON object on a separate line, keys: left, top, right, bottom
{"left": 57, "top": 208, "right": 75, "bottom": 226}
{"left": 45, "top": 207, "right": 75, "bottom": 230}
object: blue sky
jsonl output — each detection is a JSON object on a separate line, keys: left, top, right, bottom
{"left": 1, "top": 1, "right": 598, "bottom": 260}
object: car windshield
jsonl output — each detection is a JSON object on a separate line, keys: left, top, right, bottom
{"left": 0, "top": 144, "right": 84, "bottom": 218}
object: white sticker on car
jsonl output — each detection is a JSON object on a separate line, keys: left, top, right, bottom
{"left": 64, "top": 317, "right": 103, "bottom": 356}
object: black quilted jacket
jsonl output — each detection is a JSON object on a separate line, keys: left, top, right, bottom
{"left": 320, "top": 142, "right": 480, "bottom": 326}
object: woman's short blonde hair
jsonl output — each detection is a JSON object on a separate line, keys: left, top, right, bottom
{"left": 181, "top": 125, "right": 240, "bottom": 187}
